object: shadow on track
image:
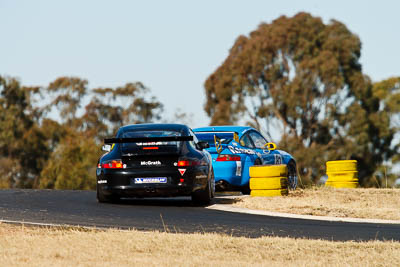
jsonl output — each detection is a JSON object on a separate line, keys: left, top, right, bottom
{"left": 112, "top": 193, "right": 242, "bottom": 207}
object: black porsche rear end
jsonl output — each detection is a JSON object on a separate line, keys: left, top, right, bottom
{"left": 96, "top": 124, "right": 213, "bottom": 204}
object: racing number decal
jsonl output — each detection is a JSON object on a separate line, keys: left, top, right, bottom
{"left": 274, "top": 154, "right": 282, "bottom": 165}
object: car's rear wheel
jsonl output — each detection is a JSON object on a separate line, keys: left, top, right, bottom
{"left": 192, "top": 169, "right": 214, "bottom": 206}
{"left": 97, "top": 185, "right": 120, "bottom": 203}
{"left": 210, "top": 168, "right": 215, "bottom": 198}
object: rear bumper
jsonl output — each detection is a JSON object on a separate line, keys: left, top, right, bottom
{"left": 96, "top": 166, "right": 208, "bottom": 198}
{"left": 212, "top": 161, "right": 241, "bottom": 186}
{"left": 99, "top": 185, "right": 194, "bottom": 197}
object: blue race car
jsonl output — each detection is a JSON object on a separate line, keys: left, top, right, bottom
{"left": 193, "top": 126, "right": 297, "bottom": 194}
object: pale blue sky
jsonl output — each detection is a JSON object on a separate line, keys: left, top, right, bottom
{"left": 1, "top": 0, "right": 399, "bottom": 127}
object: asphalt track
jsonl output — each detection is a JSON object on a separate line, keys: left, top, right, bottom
{"left": 1, "top": 189, "right": 399, "bottom": 241}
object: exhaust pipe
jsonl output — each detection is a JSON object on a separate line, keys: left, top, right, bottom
{"left": 145, "top": 187, "right": 156, "bottom": 193}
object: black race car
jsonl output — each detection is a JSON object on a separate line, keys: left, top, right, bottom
{"left": 96, "top": 123, "right": 215, "bottom": 205}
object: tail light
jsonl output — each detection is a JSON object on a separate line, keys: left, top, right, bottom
{"left": 216, "top": 154, "right": 241, "bottom": 161}
{"left": 178, "top": 160, "right": 190, "bottom": 167}
{"left": 177, "top": 160, "right": 204, "bottom": 166}
{"left": 101, "top": 160, "right": 123, "bottom": 169}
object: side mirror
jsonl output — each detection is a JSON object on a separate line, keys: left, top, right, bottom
{"left": 197, "top": 141, "right": 210, "bottom": 150}
{"left": 264, "top": 142, "right": 277, "bottom": 151}
{"left": 102, "top": 144, "right": 112, "bottom": 152}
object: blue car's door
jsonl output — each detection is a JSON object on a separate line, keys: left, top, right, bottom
{"left": 247, "top": 131, "right": 283, "bottom": 165}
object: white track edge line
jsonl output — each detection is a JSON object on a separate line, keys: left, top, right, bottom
{"left": 206, "top": 204, "right": 400, "bottom": 225}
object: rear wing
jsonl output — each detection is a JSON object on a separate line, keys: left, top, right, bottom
{"left": 104, "top": 136, "right": 193, "bottom": 144}
{"left": 194, "top": 131, "right": 239, "bottom": 154}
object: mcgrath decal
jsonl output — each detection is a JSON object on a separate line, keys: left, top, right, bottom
{"left": 141, "top": 160, "right": 161, "bottom": 166}
{"left": 228, "top": 146, "right": 256, "bottom": 155}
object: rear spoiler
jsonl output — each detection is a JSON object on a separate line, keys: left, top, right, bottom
{"left": 214, "top": 135, "right": 223, "bottom": 154}
{"left": 104, "top": 136, "right": 193, "bottom": 144}
{"left": 194, "top": 131, "right": 239, "bottom": 154}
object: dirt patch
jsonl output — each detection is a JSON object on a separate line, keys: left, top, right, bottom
{"left": 233, "top": 187, "right": 400, "bottom": 220}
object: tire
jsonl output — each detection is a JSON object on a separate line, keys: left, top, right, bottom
{"left": 97, "top": 186, "right": 120, "bottom": 203}
{"left": 241, "top": 185, "right": 251, "bottom": 195}
{"left": 250, "top": 189, "right": 288, "bottom": 197}
{"left": 326, "top": 160, "right": 357, "bottom": 172}
{"left": 287, "top": 160, "right": 298, "bottom": 190}
{"left": 249, "top": 177, "right": 288, "bottom": 190}
{"left": 192, "top": 170, "right": 214, "bottom": 206}
{"left": 249, "top": 164, "right": 287, "bottom": 178}
{"left": 210, "top": 167, "right": 215, "bottom": 198}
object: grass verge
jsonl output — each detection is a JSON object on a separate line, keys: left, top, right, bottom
{"left": 233, "top": 187, "right": 400, "bottom": 220}
{"left": 1, "top": 223, "right": 399, "bottom": 267}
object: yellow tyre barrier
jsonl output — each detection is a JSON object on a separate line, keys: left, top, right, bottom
{"left": 327, "top": 171, "right": 358, "bottom": 182}
{"left": 249, "top": 165, "right": 289, "bottom": 197}
{"left": 249, "top": 177, "right": 288, "bottom": 190}
{"left": 326, "top": 160, "right": 357, "bottom": 172}
{"left": 327, "top": 171, "right": 358, "bottom": 178}
{"left": 249, "top": 164, "right": 287, "bottom": 178}
{"left": 327, "top": 178, "right": 358, "bottom": 183}
{"left": 250, "top": 189, "right": 288, "bottom": 197}
{"left": 325, "top": 160, "right": 359, "bottom": 188}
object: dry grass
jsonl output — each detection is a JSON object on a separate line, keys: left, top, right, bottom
{"left": 234, "top": 187, "right": 400, "bottom": 220}
{"left": 0, "top": 223, "right": 399, "bottom": 267}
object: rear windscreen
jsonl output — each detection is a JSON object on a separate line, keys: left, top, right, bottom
{"left": 194, "top": 132, "right": 235, "bottom": 146}
{"left": 120, "top": 130, "right": 182, "bottom": 155}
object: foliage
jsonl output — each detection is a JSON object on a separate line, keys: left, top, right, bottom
{"left": 204, "top": 12, "right": 399, "bottom": 185}
{"left": 0, "top": 75, "right": 163, "bottom": 189}
{"left": 86, "top": 82, "right": 163, "bottom": 140}
{"left": 39, "top": 132, "right": 101, "bottom": 190}
{"left": 0, "top": 76, "right": 49, "bottom": 187}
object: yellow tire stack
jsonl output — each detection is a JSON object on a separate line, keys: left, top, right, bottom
{"left": 249, "top": 165, "right": 289, "bottom": 196}
{"left": 325, "top": 160, "right": 358, "bottom": 188}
